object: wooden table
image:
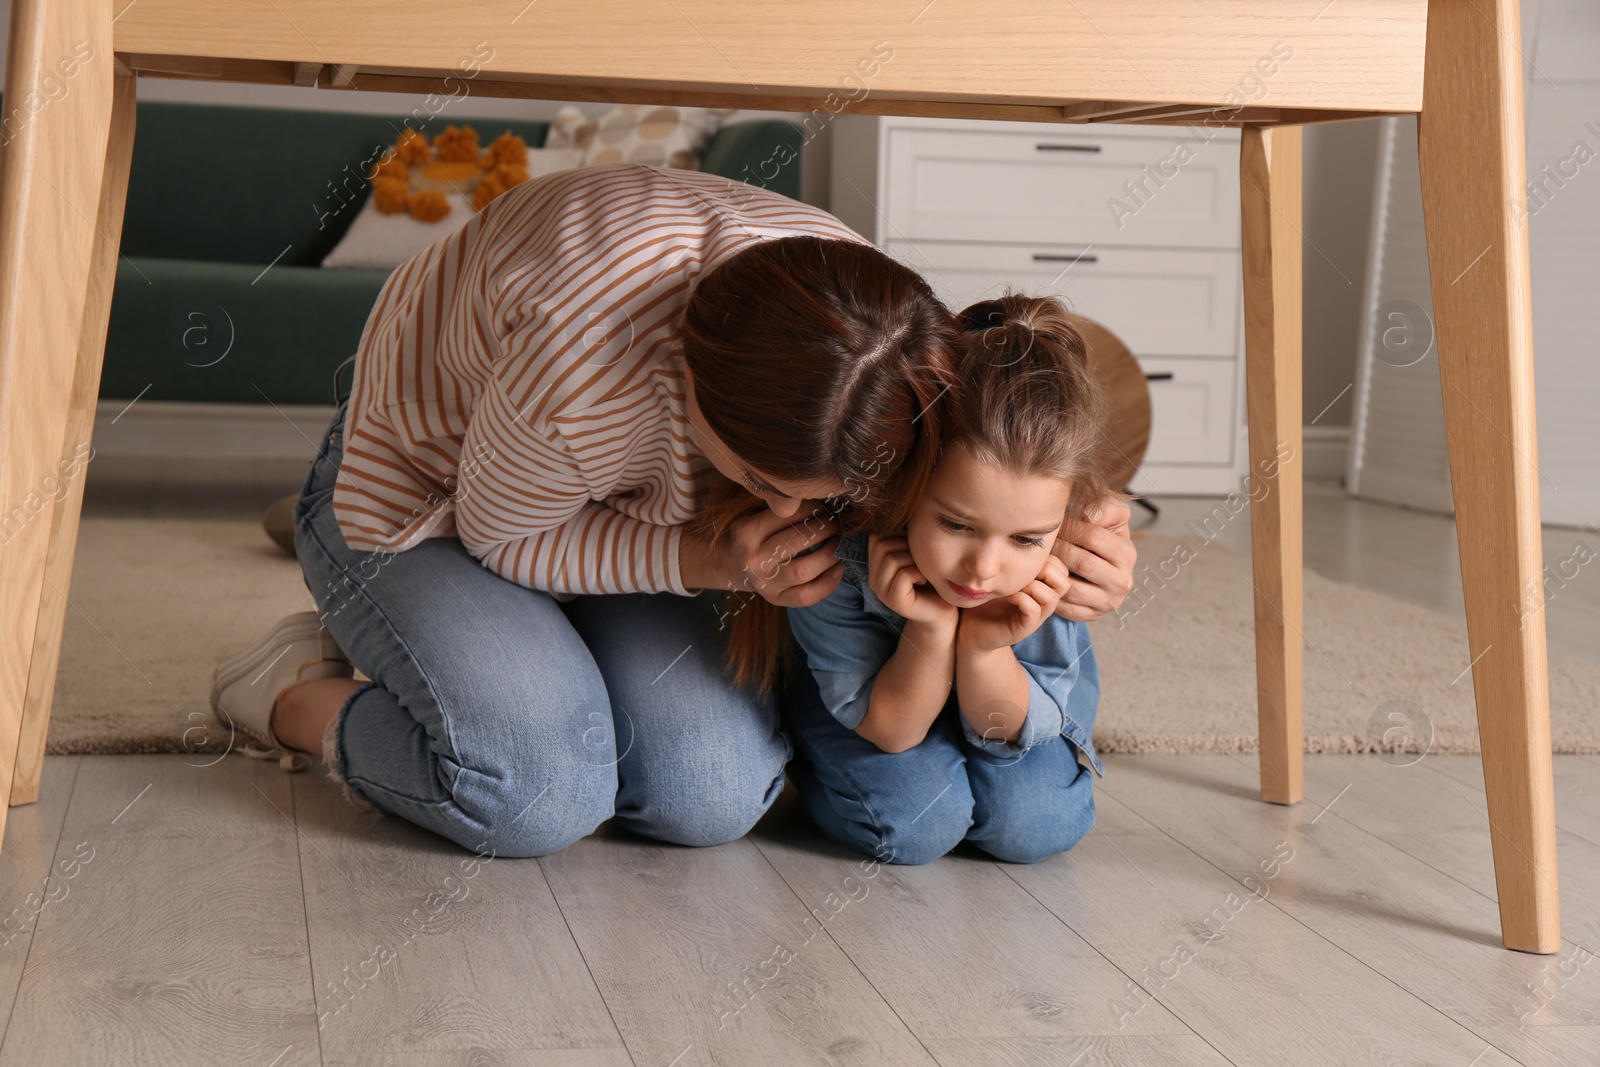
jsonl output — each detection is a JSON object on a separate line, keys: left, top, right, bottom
{"left": 0, "top": 0, "right": 1560, "bottom": 953}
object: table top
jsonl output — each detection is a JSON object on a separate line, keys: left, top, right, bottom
{"left": 110, "top": 0, "right": 1430, "bottom": 128}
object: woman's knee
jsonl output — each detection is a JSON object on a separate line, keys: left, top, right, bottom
{"left": 611, "top": 662, "right": 793, "bottom": 848}
{"left": 420, "top": 694, "right": 622, "bottom": 859}
{"left": 621, "top": 745, "right": 790, "bottom": 847}
{"left": 469, "top": 819, "right": 595, "bottom": 860}
{"left": 643, "top": 798, "right": 766, "bottom": 848}
{"left": 455, "top": 775, "right": 615, "bottom": 858}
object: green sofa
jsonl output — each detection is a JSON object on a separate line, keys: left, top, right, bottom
{"left": 10, "top": 98, "right": 803, "bottom": 406}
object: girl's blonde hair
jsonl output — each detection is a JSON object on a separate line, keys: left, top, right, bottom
{"left": 951, "top": 292, "right": 1135, "bottom": 525}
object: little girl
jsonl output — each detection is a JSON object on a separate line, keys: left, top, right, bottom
{"left": 782, "top": 293, "right": 1130, "bottom": 865}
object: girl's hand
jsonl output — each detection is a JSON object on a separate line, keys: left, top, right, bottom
{"left": 1052, "top": 494, "right": 1137, "bottom": 622}
{"left": 868, "top": 534, "right": 958, "bottom": 628}
{"left": 680, "top": 507, "right": 843, "bottom": 608}
{"left": 957, "top": 554, "right": 1072, "bottom": 653}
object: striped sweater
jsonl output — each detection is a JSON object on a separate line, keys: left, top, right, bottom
{"left": 332, "top": 161, "right": 867, "bottom": 596}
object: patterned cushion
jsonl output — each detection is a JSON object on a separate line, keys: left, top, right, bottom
{"left": 545, "top": 104, "right": 732, "bottom": 169}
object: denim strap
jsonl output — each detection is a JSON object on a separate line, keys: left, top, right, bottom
{"left": 331, "top": 353, "right": 358, "bottom": 406}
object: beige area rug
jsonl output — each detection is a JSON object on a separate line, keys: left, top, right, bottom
{"left": 47, "top": 519, "right": 317, "bottom": 755}
{"left": 43, "top": 521, "right": 1600, "bottom": 756}
{"left": 1087, "top": 534, "right": 1600, "bottom": 755}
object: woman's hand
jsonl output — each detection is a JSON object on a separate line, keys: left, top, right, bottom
{"left": 957, "top": 553, "right": 1072, "bottom": 653}
{"left": 1051, "top": 494, "right": 1137, "bottom": 622}
{"left": 868, "top": 534, "right": 958, "bottom": 628}
{"left": 679, "top": 506, "right": 844, "bottom": 607}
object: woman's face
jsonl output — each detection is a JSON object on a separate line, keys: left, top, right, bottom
{"left": 683, "top": 368, "right": 845, "bottom": 519}
{"left": 905, "top": 444, "right": 1072, "bottom": 607}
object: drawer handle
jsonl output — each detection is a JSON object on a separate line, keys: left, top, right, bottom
{"left": 1146, "top": 372, "right": 1174, "bottom": 381}
{"left": 1036, "top": 143, "right": 1102, "bottom": 153}
{"left": 1031, "top": 252, "right": 1098, "bottom": 264}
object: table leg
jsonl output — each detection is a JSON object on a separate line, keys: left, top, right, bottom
{"left": 0, "top": 0, "right": 119, "bottom": 839}
{"left": 10, "top": 72, "right": 137, "bottom": 807}
{"left": 1418, "top": 0, "right": 1560, "bottom": 953}
{"left": 1239, "top": 124, "right": 1305, "bottom": 806}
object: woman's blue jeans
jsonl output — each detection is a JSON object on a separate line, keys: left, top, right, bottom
{"left": 778, "top": 645, "right": 1097, "bottom": 866}
{"left": 290, "top": 392, "right": 791, "bottom": 857}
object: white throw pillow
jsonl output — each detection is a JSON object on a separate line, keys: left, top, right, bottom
{"left": 319, "top": 191, "right": 475, "bottom": 271}
{"left": 321, "top": 147, "right": 584, "bottom": 271}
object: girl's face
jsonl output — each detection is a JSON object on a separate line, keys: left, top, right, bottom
{"left": 905, "top": 445, "right": 1072, "bottom": 607}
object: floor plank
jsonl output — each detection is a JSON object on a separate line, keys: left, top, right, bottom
{"left": 1350, "top": 759, "right": 1600, "bottom": 1051}
{"left": 1303, "top": 754, "right": 1600, "bottom": 953}
{"left": 1096, "top": 755, "right": 1600, "bottom": 1033}
{"left": 748, "top": 811, "right": 1193, "bottom": 1043}
{"left": 1296, "top": 754, "right": 1491, "bottom": 837}
{"left": 1003, "top": 830, "right": 1504, "bottom": 1066}
{"left": 1091, "top": 791, "right": 1165, "bottom": 836}
{"left": 924, "top": 1035, "right": 1232, "bottom": 1066}
{"left": 56, "top": 752, "right": 296, "bottom": 842}
{"left": 1383, "top": 827, "right": 1600, "bottom": 942}
{"left": 0, "top": 757, "right": 79, "bottom": 1052}
{"left": 1473, "top": 1024, "right": 1600, "bottom": 1067}
{"left": 1426, "top": 754, "right": 1600, "bottom": 850}
{"left": 2, "top": 753, "right": 319, "bottom": 1065}
{"left": 539, "top": 825, "right": 935, "bottom": 1066}
{"left": 1, "top": 834, "right": 320, "bottom": 1065}
{"left": 291, "top": 772, "right": 624, "bottom": 1060}
{"left": 323, "top": 1051, "right": 635, "bottom": 1066}
{"left": 12, "top": 740, "right": 1598, "bottom": 1065}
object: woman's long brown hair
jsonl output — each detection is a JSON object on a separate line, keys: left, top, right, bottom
{"left": 682, "top": 236, "right": 961, "bottom": 695}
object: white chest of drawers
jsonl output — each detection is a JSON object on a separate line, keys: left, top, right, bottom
{"left": 830, "top": 114, "right": 1248, "bottom": 496}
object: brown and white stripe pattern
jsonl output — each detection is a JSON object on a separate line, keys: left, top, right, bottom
{"left": 332, "top": 162, "right": 867, "bottom": 595}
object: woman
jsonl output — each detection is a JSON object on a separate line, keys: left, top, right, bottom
{"left": 209, "top": 161, "right": 1137, "bottom": 858}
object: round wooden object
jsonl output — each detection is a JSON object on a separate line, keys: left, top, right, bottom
{"left": 1072, "top": 315, "right": 1151, "bottom": 491}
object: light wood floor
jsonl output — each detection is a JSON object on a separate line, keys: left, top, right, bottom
{"left": 5, "top": 753, "right": 1600, "bottom": 1066}
{"left": 1, "top": 475, "right": 1594, "bottom": 1065}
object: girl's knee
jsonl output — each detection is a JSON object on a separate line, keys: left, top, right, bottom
{"left": 875, "top": 827, "right": 963, "bottom": 866}
{"left": 981, "top": 819, "right": 1091, "bottom": 864}
{"left": 979, "top": 786, "right": 1095, "bottom": 865}
{"left": 872, "top": 796, "right": 975, "bottom": 866}
{"left": 791, "top": 732, "right": 975, "bottom": 865}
